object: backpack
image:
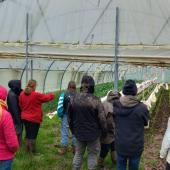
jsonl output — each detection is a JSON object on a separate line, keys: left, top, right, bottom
{"left": 57, "top": 92, "right": 65, "bottom": 118}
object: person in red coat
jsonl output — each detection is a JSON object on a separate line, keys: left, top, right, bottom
{"left": 19, "top": 79, "right": 54, "bottom": 153}
{"left": 0, "top": 85, "right": 19, "bottom": 170}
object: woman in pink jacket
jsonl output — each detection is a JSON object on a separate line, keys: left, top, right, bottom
{"left": 0, "top": 85, "right": 19, "bottom": 170}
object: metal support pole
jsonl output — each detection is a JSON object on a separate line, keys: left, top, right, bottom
{"left": 43, "top": 60, "right": 56, "bottom": 93}
{"left": 162, "top": 68, "right": 165, "bottom": 82}
{"left": 31, "top": 59, "right": 33, "bottom": 79}
{"left": 25, "top": 13, "right": 29, "bottom": 83}
{"left": 114, "top": 7, "right": 119, "bottom": 91}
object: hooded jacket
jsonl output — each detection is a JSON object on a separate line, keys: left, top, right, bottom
{"left": 160, "top": 118, "right": 170, "bottom": 164}
{"left": 100, "top": 91, "right": 120, "bottom": 144}
{"left": 68, "top": 92, "right": 107, "bottom": 142}
{"left": 0, "top": 85, "right": 19, "bottom": 160}
{"left": 114, "top": 95, "right": 149, "bottom": 156}
{"left": 68, "top": 75, "right": 107, "bottom": 142}
{"left": 7, "top": 80, "right": 22, "bottom": 134}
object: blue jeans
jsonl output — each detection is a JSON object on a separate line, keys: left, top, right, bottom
{"left": 0, "top": 159, "right": 13, "bottom": 170}
{"left": 117, "top": 153, "right": 141, "bottom": 170}
{"left": 61, "top": 113, "right": 76, "bottom": 147}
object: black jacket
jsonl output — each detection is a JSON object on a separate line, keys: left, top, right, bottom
{"left": 68, "top": 92, "right": 107, "bottom": 142}
{"left": 7, "top": 80, "right": 22, "bottom": 134}
{"left": 63, "top": 91, "right": 76, "bottom": 114}
{"left": 113, "top": 96, "right": 149, "bottom": 156}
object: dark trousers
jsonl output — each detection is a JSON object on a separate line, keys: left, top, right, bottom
{"left": 117, "top": 153, "right": 141, "bottom": 170}
{"left": 100, "top": 141, "right": 115, "bottom": 159}
{"left": 166, "top": 162, "right": 170, "bottom": 170}
{"left": 23, "top": 120, "right": 40, "bottom": 140}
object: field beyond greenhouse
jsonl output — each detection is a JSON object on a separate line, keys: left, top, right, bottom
{"left": 13, "top": 82, "right": 170, "bottom": 170}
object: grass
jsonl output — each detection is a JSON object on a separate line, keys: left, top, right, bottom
{"left": 13, "top": 80, "right": 152, "bottom": 170}
{"left": 43, "top": 81, "right": 124, "bottom": 113}
{"left": 14, "top": 82, "right": 118, "bottom": 170}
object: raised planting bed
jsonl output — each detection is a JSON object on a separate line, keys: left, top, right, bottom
{"left": 140, "top": 85, "right": 170, "bottom": 169}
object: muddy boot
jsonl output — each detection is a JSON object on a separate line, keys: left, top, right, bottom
{"left": 25, "top": 138, "right": 30, "bottom": 153}
{"left": 30, "top": 139, "right": 36, "bottom": 154}
{"left": 58, "top": 147, "right": 67, "bottom": 155}
{"left": 111, "top": 151, "right": 117, "bottom": 165}
{"left": 98, "top": 157, "right": 104, "bottom": 168}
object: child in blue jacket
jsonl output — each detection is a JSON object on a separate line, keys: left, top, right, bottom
{"left": 57, "top": 81, "right": 76, "bottom": 155}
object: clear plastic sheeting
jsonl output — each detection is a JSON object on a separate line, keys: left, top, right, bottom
{"left": 0, "top": 0, "right": 170, "bottom": 91}
{"left": 0, "top": 0, "right": 170, "bottom": 44}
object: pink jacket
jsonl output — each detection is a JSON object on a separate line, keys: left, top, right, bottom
{"left": 0, "top": 108, "right": 19, "bottom": 160}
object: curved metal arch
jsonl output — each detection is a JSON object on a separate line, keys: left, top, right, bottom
{"left": 100, "top": 64, "right": 110, "bottom": 83}
{"left": 85, "top": 63, "right": 95, "bottom": 75}
{"left": 95, "top": 63, "right": 105, "bottom": 84}
{"left": 43, "top": 60, "right": 56, "bottom": 93}
{"left": 73, "top": 62, "right": 84, "bottom": 81}
{"left": 20, "top": 60, "right": 30, "bottom": 81}
{"left": 60, "top": 61, "right": 73, "bottom": 92}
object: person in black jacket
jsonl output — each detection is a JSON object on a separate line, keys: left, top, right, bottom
{"left": 113, "top": 80, "right": 149, "bottom": 170}
{"left": 68, "top": 75, "right": 107, "bottom": 170}
{"left": 7, "top": 80, "right": 22, "bottom": 144}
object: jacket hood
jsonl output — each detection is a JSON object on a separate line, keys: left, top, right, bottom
{"left": 115, "top": 95, "right": 140, "bottom": 117}
{"left": 8, "top": 80, "right": 22, "bottom": 95}
{"left": 120, "top": 95, "right": 139, "bottom": 107}
{"left": 107, "top": 90, "right": 121, "bottom": 102}
{"left": 101, "top": 90, "right": 121, "bottom": 103}
{"left": 0, "top": 85, "right": 7, "bottom": 101}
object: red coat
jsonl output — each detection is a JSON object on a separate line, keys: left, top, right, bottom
{"left": 19, "top": 91, "right": 54, "bottom": 123}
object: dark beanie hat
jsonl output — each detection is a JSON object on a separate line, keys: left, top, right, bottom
{"left": 81, "top": 75, "right": 95, "bottom": 87}
{"left": 81, "top": 75, "right": 95, "bottom": 93}
{"left": 122, "top": 79, "right": 137, "bottom": 96}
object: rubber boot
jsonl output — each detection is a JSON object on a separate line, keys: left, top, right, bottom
{"left": 98, "top": 157, "right": 104, "bottom": 168}
{"left": 111, "top": 151, "right": 117, "bottom": 165}
{"left": 58, "top": 146, "right": 67, "bottom": 155}
{"left": 30, "top": 139, "right": 36, "bottom": 154}
{"left": 25, "top": 138, "right": 30, "bottom": 153}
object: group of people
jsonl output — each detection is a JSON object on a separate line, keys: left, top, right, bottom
{"left": 0, "top": 76, "right": 169, "bottom": 170}
{"left": 0, "top": 79, "right": 54, "bottom": 170}
{"left": 58, "top": 76, "right": 150, "bottom": 170}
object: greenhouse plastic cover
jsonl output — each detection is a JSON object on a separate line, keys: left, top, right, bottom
{"left": 0, "top": 0, "right": 170, "bottom": 45}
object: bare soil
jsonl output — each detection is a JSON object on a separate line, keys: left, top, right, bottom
{"left": 143, "top": 88, "right": 170, "bottom": 170}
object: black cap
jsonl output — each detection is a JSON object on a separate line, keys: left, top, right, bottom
{"left": 81, "top": 75, "right": 95, "bottom": 87}
{"left": 122, "top": 79, "right": 137, "bottom": 96}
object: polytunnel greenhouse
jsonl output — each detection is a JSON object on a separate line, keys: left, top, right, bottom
{"left": 0, "top": 0, "right": 170, "bottom": 169}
